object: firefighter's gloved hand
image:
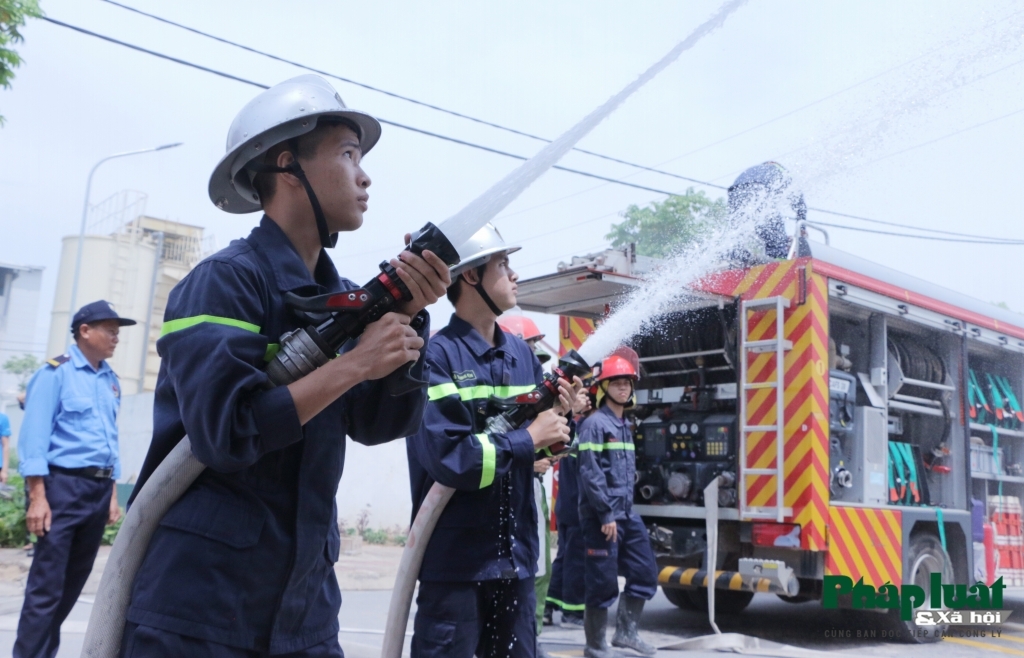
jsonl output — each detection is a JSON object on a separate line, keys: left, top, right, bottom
{"left": 392, "top": 233, "right": 452, "bottom": 317}
{"left": 528, "top": 409, "right": 571, "bottom": 450}
{"left": 354, "top": 312, "right": 425, "bottom": 380}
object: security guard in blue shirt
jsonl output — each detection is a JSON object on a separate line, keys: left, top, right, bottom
{"left": 119, "top": 75, "right": 450, "bottom": 657}
{"left": 406, "top": 224, "right": 582, "bottom": 658}
{"left": 15, "top": 300, "right": 134, "bottom": 658}
{"left": 577, "top": 355, "right": 658, "bottom": 658}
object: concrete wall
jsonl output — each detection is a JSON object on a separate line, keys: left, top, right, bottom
{"left": 0, "top": 265, "right": 44, "bottom": 404}
{"left": 336, "top": 438, "right": 413, "bottom": 531}
{"left": 117, "top": 391, "right": 154, "bottom": 484}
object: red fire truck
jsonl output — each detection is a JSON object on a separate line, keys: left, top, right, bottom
{"left": 516, "top": 240, "right": 1022, "bottom": 640}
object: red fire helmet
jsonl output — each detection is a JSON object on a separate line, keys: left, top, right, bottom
{"left": 596, "top": 355, "right": 638, "bottom": 383}
{"left": 609, "top": 345, "right": 640, "bottom": 377}
{"left": 498, "top": 315, "right": 545, "bottom": 342}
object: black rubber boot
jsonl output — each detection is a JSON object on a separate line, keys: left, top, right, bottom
{"left": 611, "top": 595, "right": 656, "bottom": 655}
{"left": 561, "top": 611, "right": 585, "bottom": 628}
{"left": 543, "top": 604, "right": 554, "bottom": 626}
{"left": 584, "top": 606, "right": 619, "bottom": 658}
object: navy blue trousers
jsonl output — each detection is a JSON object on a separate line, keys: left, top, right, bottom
{"left": 412, "top": 577, "right": 536, "bottom": 658}
{"left": 546, "top": 523, "right": 585, "bottom": 615}
{"left": 119, "top": 623, "right": 344, "bottom": 657}
{"left": 14, "top": 472, "right": 112, "bottom": 658}
{"left": 582, "top": 512, "right": 658, "bottom": 608}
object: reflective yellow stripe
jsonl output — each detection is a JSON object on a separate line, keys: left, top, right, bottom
{"left": 427, "top": 383, "right": 536, "bottom": 403}
{"left": 264, "top": 343, "right": 280, "bottom": 362}
{"left": 456, "top": 385, "right": 536, "bottom": 401}
{"left": 578, "top": 442, "right": 635, "bottom": 451}
{"left": 545, "top": 597, "right": 585, "bottom": 611}
{"left": 161, "top": 315, "right": 261, "bottom": 338}
{"left": 476, "top": 433, "right": 496, "bottom": 488}
{"left": 428, "top": 383, "right": 459, "bottom": 401}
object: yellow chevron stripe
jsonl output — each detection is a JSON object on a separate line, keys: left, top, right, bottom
{"left": 733, "top": 267, "right": 765, "bottom": 296}
{"left": 849, "top": 509, "right": 901, "bottom": 586}
{"left": 882, "top": 510, "right": 902, "bottom": 545}
{"left": 759, "top": 263, "right": 795, "bottom": 300}
{"left": 750, "top": 477, "right": 777, "bottom": 507}
{"left": 826, "top": 522, "right": 854, "bottom": 577}
{"left": 837, "top": 512, "right": 879, "bottom": 586}
{"left": 862, "top": 510, "right": 902, "bottom": 581}
{"left": 749, "top": 309, "right": 779, "bottom": 342}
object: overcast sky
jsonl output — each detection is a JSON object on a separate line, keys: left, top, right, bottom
{"left": 1, "top": 0, "right": 1022, "bottom": 352}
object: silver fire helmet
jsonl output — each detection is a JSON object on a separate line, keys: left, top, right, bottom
{"left": 450, "top": 223, "right": 521, "bottom": 276}
{"left": 208, "top": 74, "right": 382, "bottom": 213}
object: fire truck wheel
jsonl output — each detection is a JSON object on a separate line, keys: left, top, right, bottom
{"left": 662, "top": 586, "right": 701, "bottom": 610}
{"left": 890, "top": 533, "right": 953, "bottom": 644}
{"left": 685, "top": 587, "right": 754, "bottom": 614}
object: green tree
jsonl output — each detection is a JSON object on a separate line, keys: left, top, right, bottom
{"left": 606, "top": 187, "right": 727, "bottom": 259}
{"left": 3, "top": 353, "right": 40, "bottom": 391}
{"left": 0, "top": 0, "right": 42, "bottom": 126}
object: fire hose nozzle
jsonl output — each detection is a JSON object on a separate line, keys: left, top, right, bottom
{"left": 407, "top": 222, "right": 462, "bottom": 266}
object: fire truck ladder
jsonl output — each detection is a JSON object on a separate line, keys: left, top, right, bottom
{"left": 739, "top": 296, "right": 793, "bottom": 523}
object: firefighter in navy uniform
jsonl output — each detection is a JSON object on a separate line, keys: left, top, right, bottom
{"left": 119, "top": 75, "right": 450, "bottom": 657}
{"left": 406, "top": 224, "right": 584, "bottom": 658}
{"left": 544, "top": 404, "right": 589, "bottom": 627}
{"left": 497, "top": 314, "right": 558, "bottom": 633}
{"left": 578, "top": 356, "right": 658, "bottom": 658}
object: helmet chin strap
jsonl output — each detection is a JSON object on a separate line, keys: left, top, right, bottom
{"left": 465, "top": 266, "right": 504, "bottom": 316}
{"left": 246, "top": 151, "right": 338, "bottom": 249}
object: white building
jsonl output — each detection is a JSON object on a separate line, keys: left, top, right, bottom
{"left": 47, "top": 198, "right": 209, "bottom": 394}
{"left": 0, "top": 262, "right": 44, "bottom": 416}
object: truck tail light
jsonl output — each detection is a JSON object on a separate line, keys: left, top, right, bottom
{"left": 752, "top": 522, "right": 801, "bottom": 548}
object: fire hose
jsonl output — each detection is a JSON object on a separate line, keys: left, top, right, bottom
{"left": 81, "top": 3, "right": 748, "bottom": 656}
{"left": 380, "top": 352, "right": 592, "bottom": 658}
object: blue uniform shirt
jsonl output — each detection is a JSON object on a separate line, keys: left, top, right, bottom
{"left": 17, "top": 345, "right": 121, "bottom": 479}
{"left": 577, "top": 405, "right": 636, "bottom": 525}
{"left": 126, "top": 217, "right": 430, "bottom": 654}
{"left": 0, "top": 412, "right": 10, "bottom": 439}
{"left": 407, "top": 314, "right": 543, "bottom": 582}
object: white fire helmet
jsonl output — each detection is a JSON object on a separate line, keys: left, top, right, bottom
{"left": 208, "top": 74, "right": 381, "bottom": 214}
{"left": 450, "top": 223, "right": 521, "bottom": 277}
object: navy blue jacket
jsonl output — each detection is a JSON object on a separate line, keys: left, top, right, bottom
{"left": 577, "top": 405, "right": 636, "bottom": 526}
{"left": 126, "top": 217, "right": 429, "bottom": 654}
{"left": 554, "top": 452, "right": 580, "bottom": 527}
{"left": 406, "top": 314, "right": 541, "bottom": 582}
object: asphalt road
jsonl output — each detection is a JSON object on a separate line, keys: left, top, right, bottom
{"left": 0, "top": 588, "right": 1020, "bottom": 657}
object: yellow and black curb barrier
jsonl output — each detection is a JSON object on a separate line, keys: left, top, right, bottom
{"left": 658, "top": 566, "right": 800, "bottom": 597}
